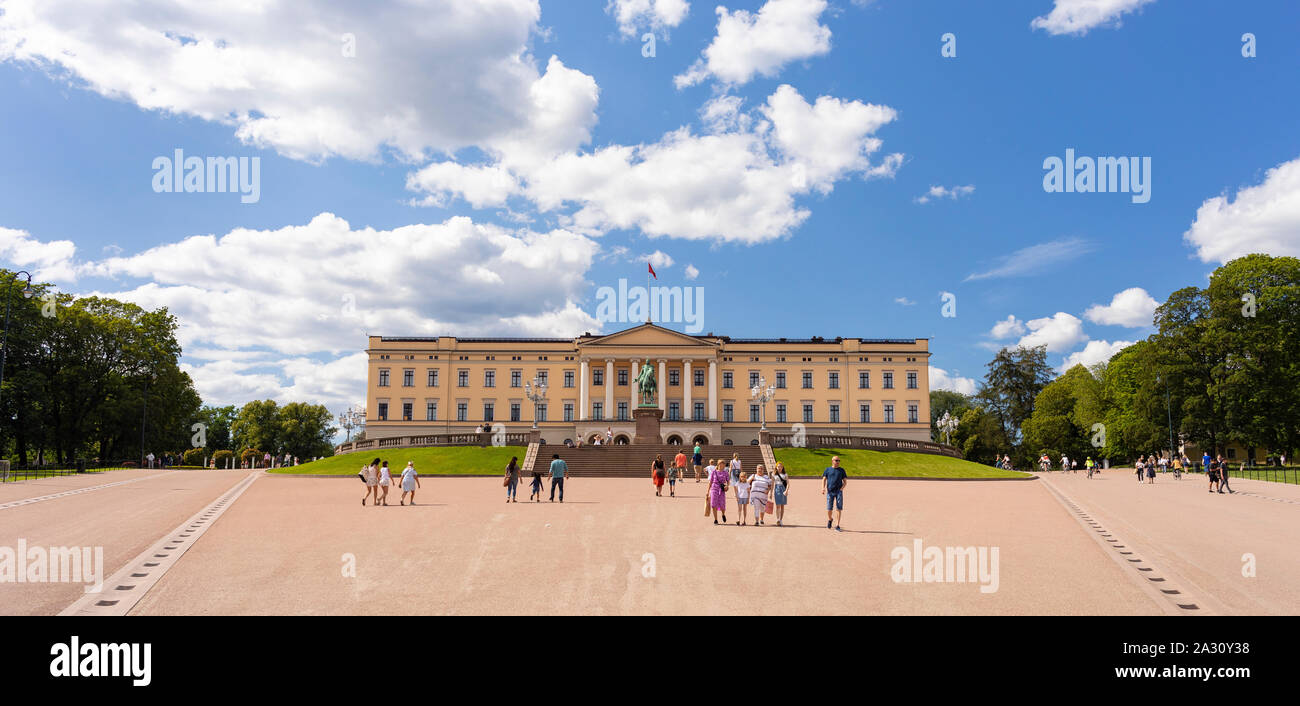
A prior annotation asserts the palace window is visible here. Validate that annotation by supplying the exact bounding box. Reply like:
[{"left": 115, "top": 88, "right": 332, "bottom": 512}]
[
  {"left": 592, "top": 403, "right": 603, "bottom": 421},
  {"left": 802, "top": 404, "right": 813, "bottom": 423},
  {"left": 426, "top": 402, "right": 437, "bottom": 421},
  {"left": 377, "top": 403, "right": 388, "bottom": 421},
  {"left": 693, "top": 402, "right": 705, "bottom": 421},
  {"left": 907, "top": 372, "right": 918, "bottom": 389},
  {"left": 908, "top": 404, "right": 919, "bottom": 424},
  {"left": 484, "top": 370, "right": 496, "bottom": 388},
  {"left": 828, "top": 372, "right": 839, "bottom": 390},
  {"left": 457, "top": 370, "right": 469, "bottom": 387},
  {"left": 776, "top": 403, "right": 787, "bottom": 423},
  {"left": 510, "top": 370, "right": 521, "bottom": 388},
  {"left": 537, "top": 371, "right": 548, "bottom": 386},
  {"left": 723, "top": 404, "right": 734, "bottom": 423},
  {"left": 402, "top": 403, "right": 412, "bottom": 421},
  {"left": 859, "top": 371, "right": 870, "bottom": 389},
  {"left": 564, "top": 371, "right": 574, "bottom": 388},
  {"left": 860, "top": 404, "right": 870, "bottom": 423},
  {"left": 593, "top": 369, "right": 604, "bottom": 386},
  {"left": 427, "top": 369, "right": 438, "bottom": 387},
  {"left": 749, "top": 405, "right": 760, "bottom": 423},
  {"left": 538, "top": 404, "right": 547, "bottom": 422},
  {"left": 403, "top": 369, "right": 414, "bottom": 387},
  {"left": 669, "top": 402, "right": 680, "bottom": 421},
  {"left": 775, "top": 372, "right": 786, "bottom": 389},
  {"left": 378, "top": 369, "right": 390, "bottom": 387},
  {"left": 802, "top": 372, "right": 813, "bottom": 389},
  {"left": 694, "top": 369, "right": 705, "bottom": 387},
  {"left": 483, "top": 403, "right": 494, "bottom": 422},
  {"left": 563, "top": 403, "right": 574, "bottom": 422},
  {"left": 749, "top": 372, "right": 759, "bottom": 388},
  {"left": 722, "top": 372, "right": 733, "bottom": 389},
  {"left": 883, "top": 372, "right": 894, "bottom": 389},
  {"left": 669, "top": 370, "right": 680, "bottom": 386},
  {"left": 618, "top": 369, "right": 628, "bottom": 386},
  {"left": 884, "top": 404, "right": 895, "bottom": 424},
  {"left": 618, "top": 402, "right": 628, "bottom": 420},
  {"left": 510, "top": 403, "right": 521, "bottom": 422},
  {"left": 457, "top": 403, "right": 467, "bottom": 422},
  {"left": 829, "top": 403, "right": 840, "bottom": 424}
]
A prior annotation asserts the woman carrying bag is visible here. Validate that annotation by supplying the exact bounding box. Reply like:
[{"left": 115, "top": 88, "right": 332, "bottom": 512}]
[
  {"left": 772, "top": 462, "right": 790, "bottom": 527},
  {"left": 504, "top": 456, "right": 520, "bottom": 503}
]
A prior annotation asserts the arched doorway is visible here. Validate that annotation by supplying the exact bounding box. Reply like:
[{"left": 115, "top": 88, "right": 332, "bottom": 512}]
[
  {"left": 615, "top": 435, "right": 630, "bottom": 445},
  {"left": 666, "top": 434, "right": 683, "bottom": 445},
  {"left": 692, "top": 435, "right": 709, "bottom": 447}
]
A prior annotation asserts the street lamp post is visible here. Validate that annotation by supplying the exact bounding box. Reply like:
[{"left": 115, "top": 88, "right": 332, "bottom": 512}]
[
  {"left": 750, "top": 376, "right": 776, "bottom": 432},
  {"left": 338, "top": 406, "right": 365, "bottom": 442},
  {"left": 937, "top": 411, "right": 959, "bottom": 446},
  {"left": 1159, "top": 373, "right": 1176, "bottom": 463},
  {"left": 0, "top": 270, "right": 35, "bottom": 409},
  {"left": 524, "top": 377, "right": 548, "bottom": 430}
]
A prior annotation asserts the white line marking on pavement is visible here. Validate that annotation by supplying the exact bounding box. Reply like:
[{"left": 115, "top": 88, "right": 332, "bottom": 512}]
[
  {"left": 58, "top": 471, "right": 260, "bottom": 617},
  {"left": 0, "top": 472, "right": 178, "bottom": 511}
]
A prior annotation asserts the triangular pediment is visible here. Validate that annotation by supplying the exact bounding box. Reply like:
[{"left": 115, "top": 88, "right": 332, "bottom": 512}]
[{"left": 581, "top": 323, "right": 714, "bottom": 348}]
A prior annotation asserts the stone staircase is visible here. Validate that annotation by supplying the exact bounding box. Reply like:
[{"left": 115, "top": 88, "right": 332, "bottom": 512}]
[{"left": 525, "top": 444, "right": 770, "bottom": 478}]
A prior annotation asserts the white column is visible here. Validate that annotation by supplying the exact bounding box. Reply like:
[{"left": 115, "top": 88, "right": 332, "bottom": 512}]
[
  {"left": 604, "top": 358, "right": 614, "bottom": 419},
  {"left": 658, "top": 358, "right": 667, "bottom": 411},
  {"left": 708, "top": 359, "right": 718, "bottom": 420},
  {"left": 683, "top": 359, "right": 693, "bottom": 421},
  {"left": 629, "top": 360, "right": 639, "bottom": 411},
  {"left": 579, "top": 358, "right": 589, "bottom": 421}
]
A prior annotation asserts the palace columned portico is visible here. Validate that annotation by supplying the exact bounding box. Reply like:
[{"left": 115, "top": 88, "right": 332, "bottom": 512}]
[{"left": 364, "top": 323, "right": 933, "bottom": 445}]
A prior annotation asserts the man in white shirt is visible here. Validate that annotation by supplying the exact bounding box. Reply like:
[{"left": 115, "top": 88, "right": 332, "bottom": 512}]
[{"left": 145, "top": 452, "right": 155, "bottom": 469}]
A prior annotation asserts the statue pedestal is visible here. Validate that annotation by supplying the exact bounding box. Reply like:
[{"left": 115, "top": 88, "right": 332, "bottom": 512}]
[{"left": 633, "top": 407, "right": 663, "bottom": 445}]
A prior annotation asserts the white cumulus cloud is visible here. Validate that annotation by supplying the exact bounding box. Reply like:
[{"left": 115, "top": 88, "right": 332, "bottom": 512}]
[
  {"left": 1016, "top": 312, "right": 1088, "bottom": 353},
  {"left": 989, "top": 315, "right": 1027, "bottom": 340},
  {"left": 1031, "top": 0, "right": 1156, "bottom": 36},
  {"left": 915, "top": 184, "right": 974, "bottom": 204},
  {"left": 607, "top": 0, "right": 690, "bottom": 37},
  {"left": 1061, "top": 340, "right": 1135, "bottom": 370},
  {"left": 1183, "top": 155, "right": 1300, "bottom": 264},
  {"left": 1084, "top": 287, "right": 1158, "bottom": 328},
  {"left": 675, "top": 0, "right": 831, "bottom": 88},
  {"left": 930, "top": 366, "right": 977, "bottom": 396}
]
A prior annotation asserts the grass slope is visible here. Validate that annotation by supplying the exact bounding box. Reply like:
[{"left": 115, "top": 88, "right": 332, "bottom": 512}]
[
  {"left": 271, "top": 446, "right": 528, "bottom": 476},
  {"left": 774, "top": 447, "right": 1030, "bottom": 478}
]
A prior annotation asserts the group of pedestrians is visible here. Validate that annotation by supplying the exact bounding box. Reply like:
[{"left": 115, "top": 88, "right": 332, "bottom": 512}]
[
  {"left": 1204, "top": 453, "right": 1234, "bottom": 494},
  {"left": 360, "top": 457, "right": 421, "bottom": 506}
]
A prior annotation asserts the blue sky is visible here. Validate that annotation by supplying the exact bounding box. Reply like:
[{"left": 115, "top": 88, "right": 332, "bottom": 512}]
[{"left": 1, "top": 0, "right": 1298, "bottom": 413}]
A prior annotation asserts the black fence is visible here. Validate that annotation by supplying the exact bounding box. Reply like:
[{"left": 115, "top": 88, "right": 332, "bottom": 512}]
[
  {"left": 0, "top": 460, "right": 136, "bottom": 483},
  {"left": 1232, "top": 467, "right": 1300, "bottom": 486}
]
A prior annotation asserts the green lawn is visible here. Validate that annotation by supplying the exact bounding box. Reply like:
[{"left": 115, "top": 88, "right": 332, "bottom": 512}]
[
  {"left": 774, "top": 447, "right": 1031, "bottom": 479},
  {"left": 271, "top": 446, "right": 528, "bottom": 476}
]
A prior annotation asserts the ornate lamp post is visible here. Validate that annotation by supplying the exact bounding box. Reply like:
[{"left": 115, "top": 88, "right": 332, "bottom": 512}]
[
  {"left": 750, "top": 375, "right": 777, "bottom": 432},
  {"left": 338, "top": 405, "right": 365, "bottom": 442},
  {"left": 937, "top": 410, "right": 959, "bottom": 446},
  {"left": 0, "top": 270, "right": 35, "bottom": 409},
  {"left": 524, "top": 377, "right": 548, "bottom": 430}
]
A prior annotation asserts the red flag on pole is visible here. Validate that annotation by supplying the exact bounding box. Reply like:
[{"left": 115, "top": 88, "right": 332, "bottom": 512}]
[{"left": 648, "top": 262, "right": 657, "bottom": 279}]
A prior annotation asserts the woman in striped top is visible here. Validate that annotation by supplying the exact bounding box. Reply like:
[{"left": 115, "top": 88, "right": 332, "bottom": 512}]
[{"left": 749, "top": 465, "right": 771, "bottom": 526}]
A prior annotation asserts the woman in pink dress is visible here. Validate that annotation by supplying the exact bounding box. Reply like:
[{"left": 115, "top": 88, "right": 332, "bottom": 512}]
[{"left": 707, "top": 459, "right": 728, "bottom": 525}]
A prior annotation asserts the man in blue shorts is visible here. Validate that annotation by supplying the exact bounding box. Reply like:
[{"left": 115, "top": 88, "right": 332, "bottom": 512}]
[{"left": 821, "top": 455, "right": 847, "bottom": 532}]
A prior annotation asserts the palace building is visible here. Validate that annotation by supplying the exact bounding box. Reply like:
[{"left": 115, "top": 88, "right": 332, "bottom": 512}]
[{"left": 364, "top": 323, "right": 932, "bottom": 446}]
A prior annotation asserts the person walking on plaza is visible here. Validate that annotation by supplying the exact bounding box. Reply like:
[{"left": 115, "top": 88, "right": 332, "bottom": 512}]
[
  {"left": 674, "top": 448, "right": 688, "bottom": 484},
  {"left": 1202, "top": 451, "right": 1212, "bottom": 475},
  {"left": 652, "top": 454, "right": 666, "bottom": 497},
  {"left": 728, "top": 453, "right": 743, "bottom": 507},
  {"left": 822, "top": 455, "right": 847, "bottom": 531},
  {"left": 1207, "top": 456, "right": 1220, "bottom": 492},
  {"left": 706, "top": 459, "right": 728, "bottom": 525},
  {"left": 549, "top": 453, "right": 568, "bottom": 502},
  {"left": 378, "top": 460, "right": 393, "bottom": 505},
  {"left": 772, "top": 461, "right": 790, "bottom": 526},
  {"left": 692, "top": 443, "right": 703, "bottom": 482},
  {"left": 1135, "top": 456, "right": 1145, "bottom": 483},
  {"left": 361, "top": 457, "right": 379, "bottom": 506},
  {"left": 399, "top": 461, "right": 420, "bottom": 505},
  {"left": 1217, "top": 454, "right": 1234, "bottom": 494},
  {"left": 1085, "top": 456, "right": 1095, "bottom": 478},
  {"left": 529, "top": 465, "right": 544, "bottom": 502},
  {"left": 734, "top": 472, "right": 751, "bottom": 526},
  {"left": 1145, "top": 458, "right": 1156, "bottom": 484},
  {"left": 504, "top": 456, "right": 520, "bottom": 503},
  {"left": 749, "top": 465, "right": 771, "bottom": 526}
]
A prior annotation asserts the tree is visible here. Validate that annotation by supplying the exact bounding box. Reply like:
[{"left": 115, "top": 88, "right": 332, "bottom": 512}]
[
  {"left": 196, "top": 405, "right": 237, "bottom": 451},
  {"left": 278, "top": 402, "right": 336, "bottom": 460},
  {"left": 232, "top": 400, "right": 281, "bottom": 454},
  {"left": 977, "top": 345, "right": 1053, "bottom": 466},
  {"left": 930, "top": 389, "right": 973, "bottom": 443}
]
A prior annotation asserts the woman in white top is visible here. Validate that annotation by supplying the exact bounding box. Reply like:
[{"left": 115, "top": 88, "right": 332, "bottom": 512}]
[
  {"left": 361, "top": 457, "right": 380, "bottom": 506},
  {"left": 400, "top": 462, "right": 420, "bottom": 505},
  {"left": 772, "top": 462, "right": 790, "bottom": 527},
  {"left": 378, "top": 461, "right": 393, "bottom": 506},
  {"left": 749, "top": 465, "right": 771, "bottom": 526},
  {"left": 729, "top": 453, "right": 743, "bottom": 509}
]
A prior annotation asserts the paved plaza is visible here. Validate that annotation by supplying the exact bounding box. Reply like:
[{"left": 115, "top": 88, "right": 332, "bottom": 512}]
[{"left": 2, "top": 468, "right": 1296, "bottom": 616}]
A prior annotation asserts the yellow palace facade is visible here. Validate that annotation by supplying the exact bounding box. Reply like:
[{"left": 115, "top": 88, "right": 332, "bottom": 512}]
[{"left": 364, "top": 323, "right": 932, "bottom": 446}]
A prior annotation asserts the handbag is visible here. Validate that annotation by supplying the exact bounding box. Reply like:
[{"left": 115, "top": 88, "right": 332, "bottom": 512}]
[
  {"left": 765, "top": 499, "right": 774, "bottom": 515},
  {"left": 503, "top": 475, "right": 510, "bottom": 487},
  {"left": 704, "top": 493, "right": 712, "bottom": 517}
]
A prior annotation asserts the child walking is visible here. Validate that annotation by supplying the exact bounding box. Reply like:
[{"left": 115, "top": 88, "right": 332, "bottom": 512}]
[
  {"left": 529, "top": 467, "right": 544, "bottom": 502},
  {"left": 735, "top": 472, "right": 751, "bottom": 526}
]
